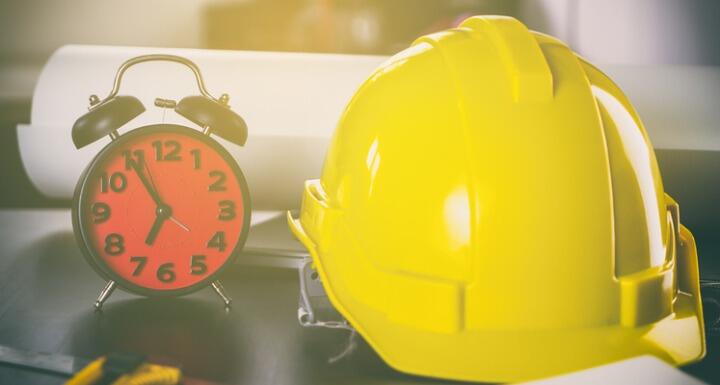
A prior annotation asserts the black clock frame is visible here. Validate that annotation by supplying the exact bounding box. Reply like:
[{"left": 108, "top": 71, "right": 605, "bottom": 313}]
[{"left": 72, "top": 123, "right": 252, "bottom": 297}]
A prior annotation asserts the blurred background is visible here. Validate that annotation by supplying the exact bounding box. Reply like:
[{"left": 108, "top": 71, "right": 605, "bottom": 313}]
[{"left": 2, "top": 0, "right": 719, "bottom": 102}]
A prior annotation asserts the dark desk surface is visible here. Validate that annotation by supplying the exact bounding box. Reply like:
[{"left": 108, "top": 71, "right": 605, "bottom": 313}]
[
  {"left": 0, "top": 209, "right": 441, "bottom": 385},
  {"left": 0, "top": 209, "right": 718, "bottom": 384}
]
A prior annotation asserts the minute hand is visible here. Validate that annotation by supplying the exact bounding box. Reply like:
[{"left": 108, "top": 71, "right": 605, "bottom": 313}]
[{"left": 130, "top": 162, "right": 163, "bottom": 205}]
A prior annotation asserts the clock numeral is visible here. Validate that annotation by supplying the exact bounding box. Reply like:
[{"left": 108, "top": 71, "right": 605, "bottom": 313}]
[
  {"left": 122, "top": 149, "right": 145, "bottom": 170},
  {"left": 152, "top": 140, "right": 182, "bottom": 161},
  {"left": 191, "top": 255, "right": 208, "bottom": 275},
  {"left": 156, "top": 263, "right": 176, "bottom": 283},
  {"left": 100, "top": 172, "right": 127, "bottom": 193},
  {"left": 209, "top": 171, "right": 226, "bottom": 191},
  {"left": 190, "top": 149, "right": 201, "bottom": 170},
  {"left": 91, "top": 202, "right": 111, "bottom": 223},
  {"left": 218, "top": 200, "right": 236, "bottom": 221},
  {"left": 130, "top": 256, "right": 147, "bottom": 276},
  {"left": 104, "top": 233, "right": 125, "bottom": 256},
  {"left": 207, "top": 231, "right": 227, "bottom": 252}
]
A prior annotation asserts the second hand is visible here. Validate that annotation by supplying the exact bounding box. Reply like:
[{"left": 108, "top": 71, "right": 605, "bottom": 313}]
[{"left": 169, "top": 216, "right": 190, "bottom": 232}]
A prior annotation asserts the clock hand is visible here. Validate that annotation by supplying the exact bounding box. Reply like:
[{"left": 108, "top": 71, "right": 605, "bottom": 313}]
[
  {"left": 143, "top": 161, "right": 160, "bottom": 196},
  {"left": 145, "top": 215, "right": 165, "bottom": 245},
  {"left": 145, "top": 204, "right": 171, "bottom": 245},
  {"left": 168, "top": 215, "right": 190, "bottom": 232},
  {"left": 134, "top": 162, "right": 191, "bottom": 233},
  {"left": 130, "top": 161, "right": 163, "bottom": 206}
]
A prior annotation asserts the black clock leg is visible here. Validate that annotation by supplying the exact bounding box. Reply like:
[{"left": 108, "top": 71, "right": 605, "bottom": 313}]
[
  {"left": 94, "top": 280, "right": 117, "bottom": 310},
  {"left": 211, "top": 280, "right": 232, "bottom": 308}
]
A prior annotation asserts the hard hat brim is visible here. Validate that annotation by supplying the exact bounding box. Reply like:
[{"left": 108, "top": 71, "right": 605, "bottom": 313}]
[{"left": 288, "top": 209, "right": 706, "bottom": 383}]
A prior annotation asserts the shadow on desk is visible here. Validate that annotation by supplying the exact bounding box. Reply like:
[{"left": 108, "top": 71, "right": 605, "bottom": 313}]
[{"left": 69, "top": 299, "right": 245, "bottom": 381}]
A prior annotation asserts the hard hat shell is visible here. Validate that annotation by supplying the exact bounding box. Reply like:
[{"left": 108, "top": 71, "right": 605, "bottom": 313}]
[{"left": 288, "top": 15, "right": 705, "bottom": 382}]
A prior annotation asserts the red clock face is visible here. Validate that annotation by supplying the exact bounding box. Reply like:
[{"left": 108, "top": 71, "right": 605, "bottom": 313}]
[{"left": 74, "top": 124, "right": 250, "bottom": 295}]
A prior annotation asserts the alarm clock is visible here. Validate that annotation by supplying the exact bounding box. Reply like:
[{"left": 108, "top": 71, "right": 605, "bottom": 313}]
[{"left": 71, "top": 54, "right": 251, "bottom": 309}]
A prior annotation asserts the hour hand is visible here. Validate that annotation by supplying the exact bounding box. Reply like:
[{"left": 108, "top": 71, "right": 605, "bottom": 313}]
[
  {"left": 145, "top": 214, "right": 165, "bottom": 245},
  {"left": 145, "top": 205, "right": 171, "bottom": 245}
]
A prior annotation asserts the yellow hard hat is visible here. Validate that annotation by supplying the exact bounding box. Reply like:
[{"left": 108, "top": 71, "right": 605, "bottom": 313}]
[{"left": 288, "top": 15, "right": 705, "bottom": 382}]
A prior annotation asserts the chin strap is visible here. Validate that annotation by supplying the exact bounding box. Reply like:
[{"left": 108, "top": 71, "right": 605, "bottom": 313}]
[{"left": 297, "top": 259, "right": 358, "bottom": 362}]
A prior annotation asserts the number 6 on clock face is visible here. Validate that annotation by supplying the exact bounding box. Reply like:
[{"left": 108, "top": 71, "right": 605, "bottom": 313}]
[{"left": 72, "top": 124, "right": 251, "bottom": 296}]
